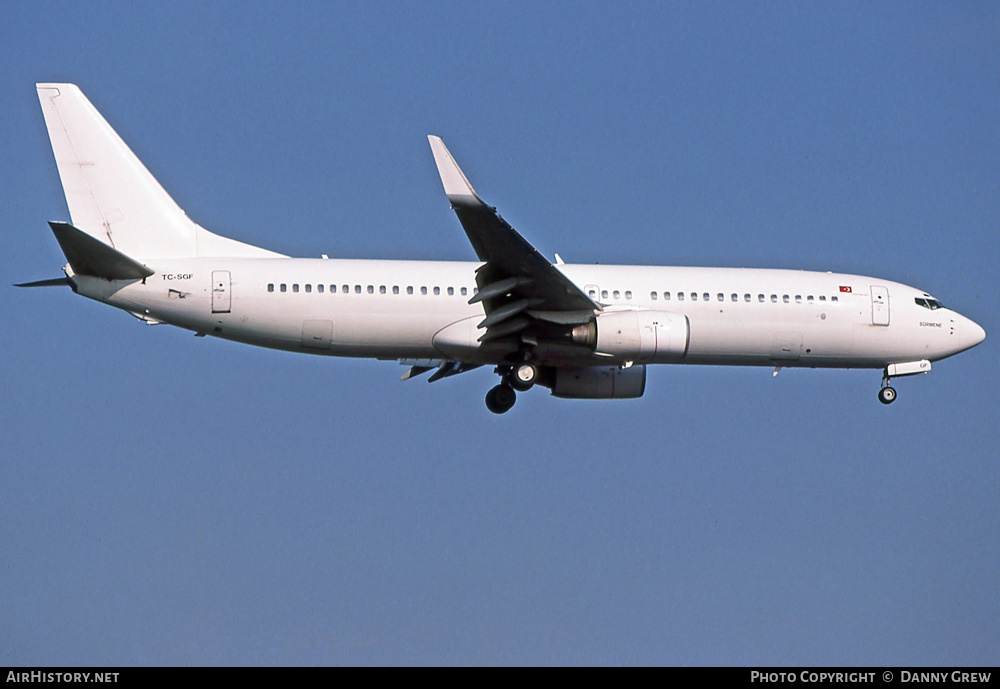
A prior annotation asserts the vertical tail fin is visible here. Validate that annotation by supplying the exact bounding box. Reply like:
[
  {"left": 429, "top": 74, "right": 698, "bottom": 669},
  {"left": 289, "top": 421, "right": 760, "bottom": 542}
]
[{"left": 36, "top": 84, "right": 282, "bottom": 260}]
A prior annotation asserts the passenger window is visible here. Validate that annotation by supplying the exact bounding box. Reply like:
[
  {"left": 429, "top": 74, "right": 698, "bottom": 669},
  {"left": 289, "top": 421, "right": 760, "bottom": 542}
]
[
  {"left": 758, "top": 294, "right": 765, "bottom": 302},
  {"left": 770, "top": 294, "right": 777, "bottom": 303},
  {"left": 421, "top": 286, "right": 428, "bottom": 295},
  {"left": 794, "top": 295, "right": 801, "bottom": 303},
  {"left": 819, "top": 296, "right": 826, "bottom": 302},
  {"left": 782, "top": 295, "right": 789, "bottom": 303},
  {"left": 589, "top": 289, "right": 597, "bottom": 298},
  {"left": 293, "top": 284, "right": 300, "bottom": 293},
  {"left": 690, "top": 292, "right": 697, "bottom": 301},
  {"left": 651, "top": 291, "right": 658, "bottom": 300},
  {"left": 744, "top": 294, "right": 751, "bottom": 302},
  {"left": 625, "top": 290, "right": 632, "bottom": 300},
  {"left": 280, "top": 284, "right": 287, "bottom": 292},
  {"left": 318, "top": 284, "right": 324, "bottom": 293},
  {"left": 393, "top": 286, "right": 399, "bottom": 295},
  {"left": 807, "top": 295, "right": 814, "bottom": 302},
  {"left": 718, "top": 293, "right": 725, "bottom": 302},
  {"left": 342, "top": 285, "right": 349, "bottom": 294},
  {"left": 305, "top": 284, "right": 312, "bottom": 293},
  {"left": 366, "top": 285, "right": 373, "bottom": 294},
  {"left": 613, "top": 290, "right": 620, "bottom": 299},
  {"left": 678, "top": 292, "right": 685, "bottom": 301},
  {"left": 460, "top": 287, "right": 467, "bottom": 296},
  {"left": 703, "top": 292, "right": 710, "bottom": 302},
  {"left": 601, "top": 290, "right": 609, "bottom": 299},
  {"left": 831, "top": 296, "right": 838, "bottom": 302},
  {"left": 407, "top": 286, "right": 414, "bottom": 295},
  {"left": 379, "top": 286, "right": 386, "bottom": 294},
  {"left": 433, "top": 286, "right": 440, "bottom": 295},
  {"left": 267, "top": 283, "right": 274, "bottom": 293},
  {"left": 448, "top": 287, "right": 454, "bottom": 296},
  {"left": 664, "top": 292, "right": 671, "bottom": 301},
  {"left": 731, "top": 293, "right": 738, "bottom": 302}
]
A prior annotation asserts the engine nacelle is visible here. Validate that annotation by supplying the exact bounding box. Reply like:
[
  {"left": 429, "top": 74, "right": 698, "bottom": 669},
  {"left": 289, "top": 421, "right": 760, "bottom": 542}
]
[
  {"left": 572, "top": 310, "right": 689, "bottom": 362},
  {"left": 550, "top": 365, "right": 646, "bottom": 399}
]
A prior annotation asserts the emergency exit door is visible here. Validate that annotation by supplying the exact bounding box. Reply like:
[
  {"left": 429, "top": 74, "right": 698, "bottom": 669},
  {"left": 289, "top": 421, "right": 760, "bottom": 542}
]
[{"left": 212, "top": 271, "right": 231, "bottom": 313}]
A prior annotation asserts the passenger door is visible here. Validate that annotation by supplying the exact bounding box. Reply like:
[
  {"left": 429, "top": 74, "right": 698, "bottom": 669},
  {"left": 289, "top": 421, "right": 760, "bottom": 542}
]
[{"left": 871, "top": 285, "right": 889, "bottom": 326}]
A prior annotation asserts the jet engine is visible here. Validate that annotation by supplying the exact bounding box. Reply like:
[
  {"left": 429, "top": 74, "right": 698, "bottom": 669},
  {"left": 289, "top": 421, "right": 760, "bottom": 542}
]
[
  {"left": 571, "top": 310, "right": 689, "bottom": 361},
  {"left": 550, "top": 365, "right": 646, "bottom": 399}
]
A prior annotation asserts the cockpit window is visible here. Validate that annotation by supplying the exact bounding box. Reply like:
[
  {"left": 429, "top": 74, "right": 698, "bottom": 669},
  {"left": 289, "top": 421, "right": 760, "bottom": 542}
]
[{"left": 915, "top": 297, "right": 945, "bottom": 310}]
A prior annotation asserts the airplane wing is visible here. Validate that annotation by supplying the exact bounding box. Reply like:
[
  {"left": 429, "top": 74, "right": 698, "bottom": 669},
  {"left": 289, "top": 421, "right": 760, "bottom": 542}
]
[{"left": 428, "top": 136, "right": 599, "bottom": 346}]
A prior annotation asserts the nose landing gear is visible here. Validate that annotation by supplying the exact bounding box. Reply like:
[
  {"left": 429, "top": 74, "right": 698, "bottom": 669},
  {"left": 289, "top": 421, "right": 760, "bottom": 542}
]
[
  {"left": 878, "top": 373, "right": 897, "bottom": 405},
  {"left": 877, "top": 360, "right": 932, "bottom": 404}
]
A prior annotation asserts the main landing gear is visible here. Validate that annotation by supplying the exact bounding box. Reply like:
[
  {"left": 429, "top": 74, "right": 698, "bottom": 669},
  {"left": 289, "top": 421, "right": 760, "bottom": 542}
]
[
  {"left": 878, "top": 373, "right": 897, "bottom": 405},
  {"left": 485, "top": 383, "right": 516, "bottom": 414},
  {"left": 484, "top": 363, "right": 539, "bottom": 414}
]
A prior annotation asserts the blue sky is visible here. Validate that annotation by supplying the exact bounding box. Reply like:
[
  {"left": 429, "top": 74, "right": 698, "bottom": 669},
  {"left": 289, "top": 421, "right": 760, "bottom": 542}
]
[{"left": 2, "top": 1, "right": 998, "bottom": 665}]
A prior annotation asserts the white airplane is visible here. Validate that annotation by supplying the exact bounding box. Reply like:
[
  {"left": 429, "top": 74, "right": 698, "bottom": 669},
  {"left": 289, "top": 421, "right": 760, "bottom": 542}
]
[{"left": 21, "top": 83, "right": 985, "bottom": 414}]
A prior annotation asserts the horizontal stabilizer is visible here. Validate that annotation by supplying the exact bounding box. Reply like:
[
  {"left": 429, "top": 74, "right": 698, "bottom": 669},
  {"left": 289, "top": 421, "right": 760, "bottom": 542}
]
[
  {"left": 14, "top": 277, "right": 72, "bottom": 288},
  {"left": 49, "top": 221, "right": 154, "bottom": 280}
]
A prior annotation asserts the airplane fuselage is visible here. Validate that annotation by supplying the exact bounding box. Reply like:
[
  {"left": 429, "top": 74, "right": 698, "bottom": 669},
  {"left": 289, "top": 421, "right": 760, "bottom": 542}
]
[{"left": 76, "top": 258, "right": 982, "bottom": 369}]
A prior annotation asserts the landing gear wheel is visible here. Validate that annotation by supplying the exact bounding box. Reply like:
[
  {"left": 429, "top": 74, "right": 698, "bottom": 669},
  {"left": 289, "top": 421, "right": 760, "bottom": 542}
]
[
  {"left": 485, "top": 384, "right": 517, "bottom": 414},
  {"left": 878, "top": 386, "right": 897, "bottom": 405},
  {"left": 510, "top": 363, "right": 538, "bottom": 392}
]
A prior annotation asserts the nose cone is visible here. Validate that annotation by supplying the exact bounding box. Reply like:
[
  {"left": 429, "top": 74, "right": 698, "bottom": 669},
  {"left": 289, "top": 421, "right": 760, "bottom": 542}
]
[
  {"left": 968, "top": 318, "right": 986, "bottom": 348},
  {"left": 958, "top": 315, "right": 986, "bottom": 354}
]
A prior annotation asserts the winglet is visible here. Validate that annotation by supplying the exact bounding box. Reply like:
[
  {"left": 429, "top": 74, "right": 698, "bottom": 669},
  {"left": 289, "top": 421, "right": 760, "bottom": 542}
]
[{"left": 427, "top": 136, "right": 483, "bottom": 207}]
